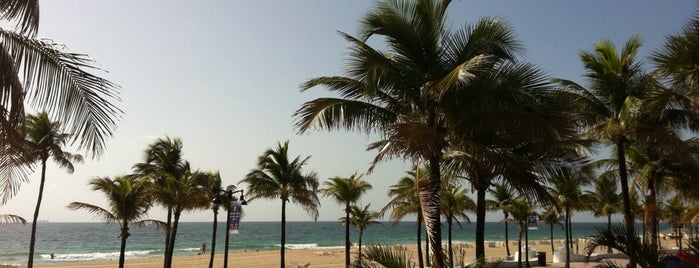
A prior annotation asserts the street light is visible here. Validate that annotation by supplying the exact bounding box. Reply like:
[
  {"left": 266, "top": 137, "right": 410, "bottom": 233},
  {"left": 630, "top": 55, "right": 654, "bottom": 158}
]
[{"left": 212, "top": 189, "right": 247, "bottom": 268}]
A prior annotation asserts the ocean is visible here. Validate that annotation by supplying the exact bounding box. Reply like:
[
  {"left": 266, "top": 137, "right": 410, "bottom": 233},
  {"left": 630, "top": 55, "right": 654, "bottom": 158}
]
[{"left": 0, "top": 221, "right": 666, "bottom": 265}]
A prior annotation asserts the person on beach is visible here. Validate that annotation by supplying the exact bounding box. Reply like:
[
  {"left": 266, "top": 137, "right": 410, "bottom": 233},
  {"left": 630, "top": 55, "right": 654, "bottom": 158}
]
[{"left": 200, "top": 243, "right": 207, "bottom": 255}]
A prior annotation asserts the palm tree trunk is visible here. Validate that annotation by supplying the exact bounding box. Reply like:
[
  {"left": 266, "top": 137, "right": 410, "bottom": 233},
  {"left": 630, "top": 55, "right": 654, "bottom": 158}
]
[
  {"left": 209, "top": 208, "right": 218, "bottom": 268},
  {"left": 448, "top": 217, "right": 453, "bottom": 267},
  {"left": 475, "top": 185, "right": 487, "bottom": 261},
  {"left": 164, "top": 207, "right": 173, "bottom": 268},
  {"left": 564, "top": 208, "right": 570, "bottom": 268},
  {"left": 345, "top": 205, "right": 350, "bottom": 268},
  {"left": 28, "top": 159, "right": 48, "bottom": 268},
  {"left": 425, "top": 226, "right": 430, "bottom": 267},
  {"left": 358, "top": 229, "right": 364, "bottom": 265},
  {"left": 167, "top": 211, "right": 181, "bottom": 268},
  {"left": 417, "top": 214, "right": 424, "bottom": 268},
  {"left": 119, "top": 220, "right": 129, "bottom": 268},
  {"left": 280, "top": 200, "right": 287, "bottom": 268},
  {"left": 617, "top": 140, "right": 637, "bottom": 268},
  {"left": 549, "top": 224, "right": 554, "bottom": 256},
  {"left": 517, "top": 225, "right": 523, "bottom": 268},
  {"left": 647, "top": 177, "right": 659, "bottom": 250},
  {"left": 504, "top": 212, "right": 511, "bottom": 257},
  {"left": 607, "top": 213, "right": 612, "bottom": 253},
  {"left": 422, "top": 157, "right": 443, "bottom": 267}
]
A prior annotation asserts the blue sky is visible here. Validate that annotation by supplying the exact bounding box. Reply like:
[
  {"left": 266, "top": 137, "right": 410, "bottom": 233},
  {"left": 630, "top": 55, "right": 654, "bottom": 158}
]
[{"left": 2, "top": 0, "right": 696, "bottom": 223}]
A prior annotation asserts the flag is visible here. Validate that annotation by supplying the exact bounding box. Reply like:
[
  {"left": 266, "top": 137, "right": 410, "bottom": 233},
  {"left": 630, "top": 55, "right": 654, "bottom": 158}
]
[{"left": 228, "top": 201, "right": 242, "bottom": 234}]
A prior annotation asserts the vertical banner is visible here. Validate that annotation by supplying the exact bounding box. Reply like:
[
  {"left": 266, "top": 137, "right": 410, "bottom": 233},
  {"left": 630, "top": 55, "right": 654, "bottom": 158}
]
[
  {"left": 527, "top": 213, "right": 538, "bottom": 230},
  {"left": 228, "top": 201, "right": 242, "bottom": 234}
]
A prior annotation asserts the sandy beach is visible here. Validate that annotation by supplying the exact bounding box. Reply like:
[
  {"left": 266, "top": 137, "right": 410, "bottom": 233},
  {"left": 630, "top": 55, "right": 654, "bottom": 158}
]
[{"left": 22, "top": 238, "right": 681, "bottom": 268}]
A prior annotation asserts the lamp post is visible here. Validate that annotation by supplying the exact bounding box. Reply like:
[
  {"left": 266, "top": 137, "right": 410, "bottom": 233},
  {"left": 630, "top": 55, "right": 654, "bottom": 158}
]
[{"left": 213, "top": 189, "right": 246, "bottom": 268}]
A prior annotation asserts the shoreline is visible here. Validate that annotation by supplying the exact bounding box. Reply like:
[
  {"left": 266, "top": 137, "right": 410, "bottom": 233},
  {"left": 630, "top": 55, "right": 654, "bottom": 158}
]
[{"left": 11, "top": 238, "right": 679, "bottom": 268}]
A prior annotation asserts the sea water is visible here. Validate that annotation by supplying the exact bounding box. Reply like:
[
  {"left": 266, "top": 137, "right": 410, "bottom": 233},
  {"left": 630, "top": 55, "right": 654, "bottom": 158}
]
[{"left": 0, "top": 221, "right": 663, "bottom": 265}]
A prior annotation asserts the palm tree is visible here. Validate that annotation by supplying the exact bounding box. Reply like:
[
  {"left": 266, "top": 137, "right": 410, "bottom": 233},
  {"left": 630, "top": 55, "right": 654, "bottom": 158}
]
[
  {"left": 161, "top": 168, "right": 210, "bottom": 265},
  {"left": 381, "top": 168, "right": 426, "bottom": 268},
  {"left": 342, "top": 204, "right": 381, "bottom": 266},
  {"left": 241, "top": 141, "right": 320, "bottom": 268},
  {"left": 445, "top": 58, "right": 579, "bottom": 260},
  {"left": 652, "top": 11, "right": 699, "bottom": 93},
  {"left": 540, "top": 206, "right": 564, "bottom": 256},
  {"left": 194, "top": 170, "right": 229, "bottom": 268},
  {"left": 320, "top": 172, "right": 372, "bottom": 268},
  {"left": 555, "top": 37, "right": 656, "bottom": 268},
  {"left": 486, "top": 182, "right": 519, "bottom": 257},
  {"left": 133, "top": 136, "right": 189, "bottom": 268},
  {"left": 663, "top": 195, "right": 689, "bottom": 250},
  {"left": 585, "top": 172, "right": 621, "bottom": 253},
  {"left": 440, "top": 183, "right": 474, "bottom": 266},
  {"left": 23, "top": 112, "right": 83, "bottom": 268},
  {"left": 548, "top": 169, "right": 591, "bottom": 268},
  {"left": 67, "top": 175, "right": 163, "bottom": 268},
  {"left": 0, "top": 1, "right": 121, "bottom": 204},
  {"left": 506, "top": 198, "right": 533, "bottom": 268},
  {"left": 294, "top": 1, "right": 524, "bottom": 265}
]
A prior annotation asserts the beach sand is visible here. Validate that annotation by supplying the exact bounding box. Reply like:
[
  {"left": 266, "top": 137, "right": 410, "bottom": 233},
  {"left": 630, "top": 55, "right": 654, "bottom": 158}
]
[{"left": 26, "top": 239, "right": 679, "bottom": 268}]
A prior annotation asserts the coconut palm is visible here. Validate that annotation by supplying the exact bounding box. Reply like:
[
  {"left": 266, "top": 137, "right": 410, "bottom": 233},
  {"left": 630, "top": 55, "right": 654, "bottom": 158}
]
[
  {"left": 547, "top": 169, "right": 591, "bottom": 268},
  {"left": 540, "top": 206, "right": 564, "bottom": 256},
  {"left": 320, "top": 172, "right": 372, "bottom": 268},
  {"left": 160, "top": 168, "right": 210, "bottom": 265},
  {"left": 0, "top": 0, "right": 121, "bottom": 204},
  {"left": 342, "top": 204, "right": 381, "bottom": 266},
  {"left": 652, "top": 11, "right": 699, "bottom": 92},
  {"left": 194, "top": 171, "right": 230, "bottom": 268},
  {"left": 23, "top": 112, "right": 83, "bottom": 268},
  {"left": 663, "top": 195, "right": 689, "bottom": 250},
  {"left": 67, "top": 175, "right": 163, "bottom": 268},
  {"left": 445, "top": 59, "right": 580, "bottom": 260},
  {"left": 294, "top": 1, "right": 524, "bottom": 264},
  {"left": 241, "top": 141, "right": 320, "bottom": 268},
  {"left": 132, "top": 136, "right": 189, "bottom": 268},
  {"left": 585, "top": 172, "right": 621, "bottom": 253},
  {"left": 440, "top": 183, "right": 474, "bottom": 266},
  {"left": 381, "top": 168, "right": 426, "bottom": 268},
  {"left": 555, "top": 37, "right": 657, "bottom": 268},
  {"left": 486, "top": 182, "right": 519, "bottom": 257},
  {"left": 506, "top": 198, "right": 533, "bottom": 268}
]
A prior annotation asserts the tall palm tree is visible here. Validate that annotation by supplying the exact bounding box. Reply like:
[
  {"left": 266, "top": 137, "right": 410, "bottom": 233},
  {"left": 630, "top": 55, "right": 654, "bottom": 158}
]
[
  {"left": 161, "top": 168, "right": 210, "bottom": 265},
  {"left": 585, "top": 172, "right": 621, "bottom": 253},
  {"left": 196, "top": 171, "right": 232, "bottom": 268},
  {"left": 663, "top": 195, "right": 689, "bottom": 250},
  {"left": 341, "top": 204, "right": 381, "bottom": 266},
  {"left": 440, "top": 183, "right": 474, "bottom": 266},
  {"left": 241, "top": 141, "right": 320, "bottom": 268},
  {"left": 23, "top": 112, "right": 83, "bottom": 268},
  {"left": 67, "top": 176, "right": 163, "bottom": 268},
  {"left": 381, "top": 168, "right": 426, "bottom": 268},
  {"left": 486, "top": 182, "right": 519, "bottom": 257},
  {"left": 445, "top": 59, "right": 579, "bottom": 260},
  {"left": 133, "top": 136, "right": 189, "bottom": 268},
  {"left": 294, "top": 1, "right": 524, "bottom": 265},
  {"left": 506, "top": 198, "right": 533, "bottom": 268},
  {"left": 547, "top": 169, "right": 591, "bottom": 268},
  {"left": 320, "top": 172, "right": 372, "bottom": 268},
  {"left": 555, "top": 37, "right": 656, "bottom": 268},
  {"left": 0, "top": 1, "right": 121, "bottom": 204},
  {"left": 540, "top": 206, "right": 564, "bottom": 256}
]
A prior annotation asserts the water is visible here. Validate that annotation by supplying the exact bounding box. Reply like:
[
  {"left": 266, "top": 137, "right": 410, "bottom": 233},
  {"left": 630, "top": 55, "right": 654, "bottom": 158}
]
[{"left": 0, "top": 221, "right": 663, "bottom": 265}]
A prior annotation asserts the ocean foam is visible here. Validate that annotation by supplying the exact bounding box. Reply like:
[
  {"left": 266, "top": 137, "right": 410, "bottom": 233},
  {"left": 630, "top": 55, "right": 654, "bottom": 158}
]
[{"left": 41, "top": 250, "right": 152, "bottom": 262}]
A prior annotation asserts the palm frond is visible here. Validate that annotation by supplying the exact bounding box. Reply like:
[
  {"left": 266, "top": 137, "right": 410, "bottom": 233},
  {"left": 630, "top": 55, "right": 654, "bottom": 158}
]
[
  {"left": 0, "top": 0, "right": 39, "bottom": 36},
  {"left": 67, "top": 202, "right": 117, "bottom": 223},
  {"left": 0, "top": 28, "right": 122, "bottom": 157},
  {"left": 0, "top": 213, "right": 26, "bottom": 225}
]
